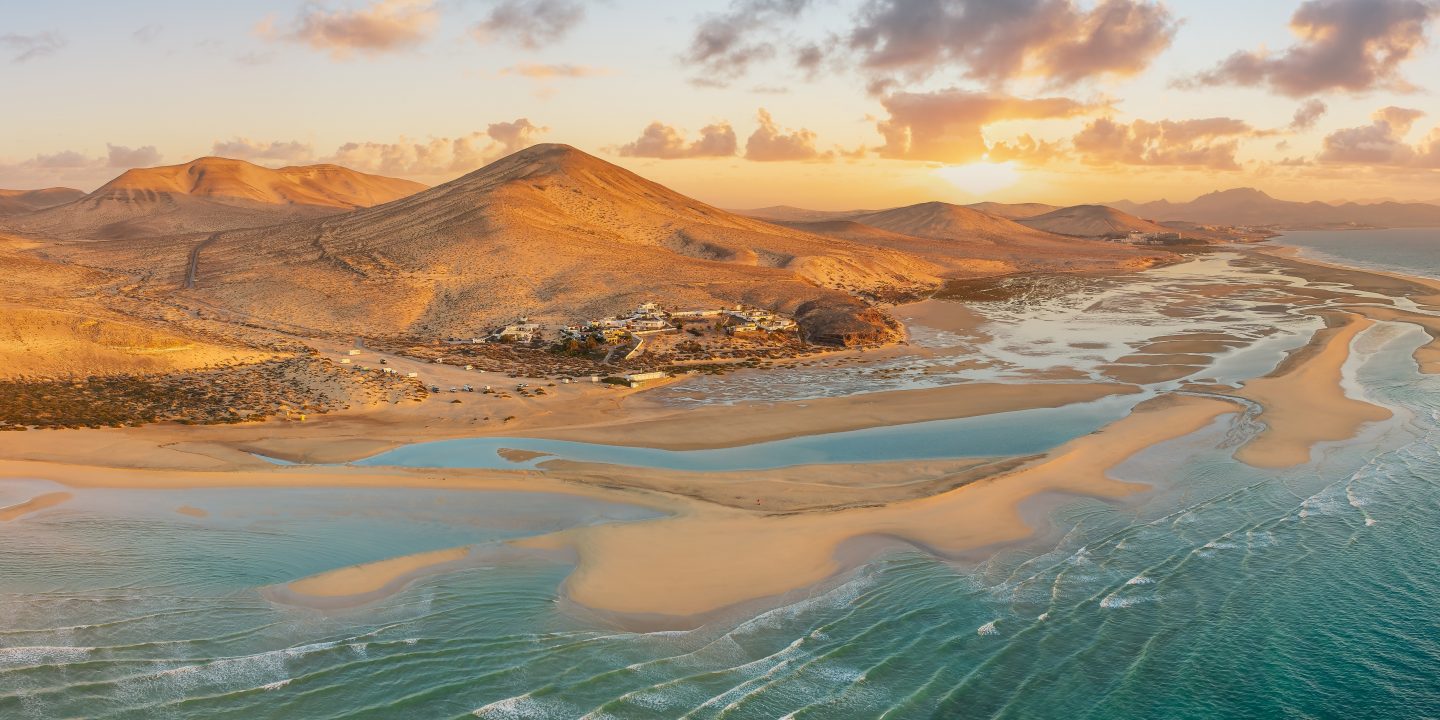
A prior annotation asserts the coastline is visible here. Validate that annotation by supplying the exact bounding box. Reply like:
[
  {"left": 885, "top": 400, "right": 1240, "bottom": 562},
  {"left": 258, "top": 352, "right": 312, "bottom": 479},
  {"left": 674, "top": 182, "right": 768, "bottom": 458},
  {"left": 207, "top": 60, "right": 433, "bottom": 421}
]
[{"left": 2, "top": 243, "right": 1436, "bottom": 626}]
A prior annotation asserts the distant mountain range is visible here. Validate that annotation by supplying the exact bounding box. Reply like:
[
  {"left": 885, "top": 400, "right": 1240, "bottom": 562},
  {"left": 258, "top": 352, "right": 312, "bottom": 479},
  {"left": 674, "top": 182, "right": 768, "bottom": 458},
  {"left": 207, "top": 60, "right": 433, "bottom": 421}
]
[
  {"left": 25, "top": 145, "right": 1171, "bottom": 344},
  {"left": 0, "top": 187, "right": 84, "bottom": 216},
  {"left": 1, "top": 157, "right": 426, "bottom": 240},
  {"left": 1109, "top": 188, "right": 1440, "bottom": 229}
]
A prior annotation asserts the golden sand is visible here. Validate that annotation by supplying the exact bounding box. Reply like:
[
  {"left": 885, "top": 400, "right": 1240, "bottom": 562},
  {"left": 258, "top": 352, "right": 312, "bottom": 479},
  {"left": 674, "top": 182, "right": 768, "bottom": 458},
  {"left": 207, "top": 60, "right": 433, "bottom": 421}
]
[
  {"left": 286, "top": 546, "right": 473, "bottom": 598},
  {"left": 1235, "top": 313, "right": 1393, "bottom": 468}
]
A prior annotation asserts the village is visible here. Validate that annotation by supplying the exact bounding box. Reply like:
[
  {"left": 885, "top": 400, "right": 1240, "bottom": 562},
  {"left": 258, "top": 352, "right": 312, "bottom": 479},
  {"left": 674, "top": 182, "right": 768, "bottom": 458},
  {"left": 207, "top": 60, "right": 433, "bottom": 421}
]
[{"left": 345, "top": 300, "right": 819, "bottom": 396}]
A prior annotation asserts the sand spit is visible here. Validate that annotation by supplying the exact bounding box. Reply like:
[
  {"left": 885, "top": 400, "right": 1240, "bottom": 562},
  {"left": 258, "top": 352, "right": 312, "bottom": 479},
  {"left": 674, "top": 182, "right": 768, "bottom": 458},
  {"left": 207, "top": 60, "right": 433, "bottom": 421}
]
[
  {"left": 1234, "top": 313, "right": 1393, "bottom": 468},
  {"left": 0, "top": 491, "right": 72, "bottom": 521},
  {"left": 279, "top": 546, "right": 473, "bottom": 601},
  {"left": 517, "top": 394, "right": 1240, "bottom": 623}
]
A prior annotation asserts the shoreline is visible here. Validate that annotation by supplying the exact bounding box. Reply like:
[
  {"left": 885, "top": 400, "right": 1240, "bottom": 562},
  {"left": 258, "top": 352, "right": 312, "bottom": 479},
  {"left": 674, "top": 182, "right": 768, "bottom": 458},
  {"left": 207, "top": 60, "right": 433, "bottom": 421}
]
[{"left": 4, "top": 243, "right": 1437, "bottom": 626}]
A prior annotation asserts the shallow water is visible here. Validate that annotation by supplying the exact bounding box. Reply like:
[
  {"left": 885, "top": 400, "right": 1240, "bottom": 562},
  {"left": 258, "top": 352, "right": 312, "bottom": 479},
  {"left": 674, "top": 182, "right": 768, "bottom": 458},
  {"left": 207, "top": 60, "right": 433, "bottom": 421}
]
[
  {"left": 5, "top": 248, "right": 1440, "bottom": 718},
  {"left": 356, "top": 393, "right": 1141, "bottom": 471}
]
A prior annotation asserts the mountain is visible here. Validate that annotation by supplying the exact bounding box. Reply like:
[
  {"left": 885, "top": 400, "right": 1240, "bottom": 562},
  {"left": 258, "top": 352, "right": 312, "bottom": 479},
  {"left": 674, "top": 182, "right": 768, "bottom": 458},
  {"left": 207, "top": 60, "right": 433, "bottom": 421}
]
[
  {"left": 1110, "top": 188, "right": 1440, "bottom": 228},
  {"left": 3, "top": 157, "right": 426, "bottom": 240},
  {"left": 963, "top": 202, "right": 1061, "bottom": 220},
  {"left": 735, "top": 205, "right": 877, "bottom": 222},
  {"left": 781, "top": 201, "right": 1168, "bottom": 275},
  {"left": 90, "top": 144, "right": 941, "bottom": 341},
  {"left": 0, "top": 187, "right": 85, "bottom": 215},
  {"left": 1017, "top": 204, "right": 1173, "bottom": 238}
]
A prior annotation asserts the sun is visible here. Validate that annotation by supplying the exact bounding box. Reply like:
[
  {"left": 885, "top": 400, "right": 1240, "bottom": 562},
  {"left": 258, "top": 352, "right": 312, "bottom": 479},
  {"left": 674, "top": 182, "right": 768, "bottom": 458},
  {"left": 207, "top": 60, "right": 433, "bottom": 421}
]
[{"left": 933, "top": 161, "right": 1021, "bottom": 196}]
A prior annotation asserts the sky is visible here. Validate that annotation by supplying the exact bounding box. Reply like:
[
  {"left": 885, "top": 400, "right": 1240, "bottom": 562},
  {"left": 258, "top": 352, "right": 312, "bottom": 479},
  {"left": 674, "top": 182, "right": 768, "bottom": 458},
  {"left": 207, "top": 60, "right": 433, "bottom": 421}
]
[{"left": 2, "top": 0, "right": 1439, "bottom": 209}]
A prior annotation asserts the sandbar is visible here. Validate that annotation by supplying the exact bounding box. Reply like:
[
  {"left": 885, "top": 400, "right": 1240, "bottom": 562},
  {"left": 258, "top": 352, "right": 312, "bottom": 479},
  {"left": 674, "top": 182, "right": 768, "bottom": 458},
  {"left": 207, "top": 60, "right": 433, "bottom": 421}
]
[
  {"left": 1235, "top": 313, "right": 1392, "bottom": 468},
  {"left": 0, "top": 491, "right": 72, "bottom": 521},
  {"left": 518, "top": 394, "right": 1240, "bottom": 623}
]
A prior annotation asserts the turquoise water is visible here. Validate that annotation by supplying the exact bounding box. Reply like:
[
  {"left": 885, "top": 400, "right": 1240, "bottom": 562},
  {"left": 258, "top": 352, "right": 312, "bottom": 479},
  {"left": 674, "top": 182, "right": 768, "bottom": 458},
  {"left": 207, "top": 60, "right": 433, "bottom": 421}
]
[
  {"left": 1277, "top": 227, "right": 1440, "bottom": 280},
  {"left": 2, "top": 322, "right": 1437, "bottom": 718},
  {"left": 355, "top": 394, "right": 1140, "bottom": 471}
]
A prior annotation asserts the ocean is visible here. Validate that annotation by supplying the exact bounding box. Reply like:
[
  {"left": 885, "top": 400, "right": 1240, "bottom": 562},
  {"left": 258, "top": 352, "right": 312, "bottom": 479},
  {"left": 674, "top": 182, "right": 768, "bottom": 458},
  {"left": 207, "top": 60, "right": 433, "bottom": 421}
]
[{"left": 3, "top": 236, "right": 1440, "bottom": 719}]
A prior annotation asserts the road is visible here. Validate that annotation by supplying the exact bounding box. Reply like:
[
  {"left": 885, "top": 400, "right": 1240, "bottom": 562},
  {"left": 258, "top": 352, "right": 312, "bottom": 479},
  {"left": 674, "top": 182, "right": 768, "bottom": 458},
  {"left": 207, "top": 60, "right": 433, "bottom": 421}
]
[{"left": 184, "top": 232, "right": 221, "bottom": 289}]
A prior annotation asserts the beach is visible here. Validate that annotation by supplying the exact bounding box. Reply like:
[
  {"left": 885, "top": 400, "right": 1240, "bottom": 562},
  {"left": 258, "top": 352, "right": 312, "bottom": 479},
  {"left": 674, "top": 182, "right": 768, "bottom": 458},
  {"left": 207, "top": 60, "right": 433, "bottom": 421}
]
[{"left": 1, "top": 245, "right": 1434, "bottom": 627}]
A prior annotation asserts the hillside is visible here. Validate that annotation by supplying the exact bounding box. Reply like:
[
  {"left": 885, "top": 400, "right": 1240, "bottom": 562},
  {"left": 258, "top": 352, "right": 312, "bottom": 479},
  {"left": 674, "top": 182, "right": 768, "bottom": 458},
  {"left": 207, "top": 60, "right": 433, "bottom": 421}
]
[
  {"left": 3, "top": 157, "right": 426, "bottom": 240},
  {"left": 1111, "top": 188, "right": 1440, "bottom": 228},
  {"left": 1017, "top": 204, "right": 1173, "bottom": 237},
  {"left": 0, "top": 187, "right": 84, "bottom": 215},
  {"left": 964, "top": 202, "right": 1061, "bottom": 220},
  {"left": 101, "top": 144, "right": 942, "bottom": 342},
  {"left": 734, "top": 205, "right": 876, "bottom": 222},
  {"left": 782, "top": 202, "right": 1169, "bottom": 275}
]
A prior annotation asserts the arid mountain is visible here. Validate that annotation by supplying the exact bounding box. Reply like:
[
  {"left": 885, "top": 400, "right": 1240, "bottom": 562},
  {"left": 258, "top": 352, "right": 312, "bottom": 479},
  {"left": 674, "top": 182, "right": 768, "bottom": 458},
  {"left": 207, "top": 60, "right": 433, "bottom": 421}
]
[
  {"left": 734, "top": 205, "right": 876, "bottom": 222},
  {"left": 0, "top": 187, "right": 85, "bottom": 216},
  {"left": 1017, "top": 204, "right": 1173, "bottom": 237},
  {"left": 3, "top": 157, "right": 426, "bottom": 240},
  {"left": 782, "top": 202, "right": 1169, "bottom": 276},
  {"left": 93, "top": 144, "right": 940, "bottom": 340},
  {"left": 1110, "top": 188, "right": 1440, "bottom": 229},
  {"left": 964, "top": 202, "right": 1062, "bottom": 220}
]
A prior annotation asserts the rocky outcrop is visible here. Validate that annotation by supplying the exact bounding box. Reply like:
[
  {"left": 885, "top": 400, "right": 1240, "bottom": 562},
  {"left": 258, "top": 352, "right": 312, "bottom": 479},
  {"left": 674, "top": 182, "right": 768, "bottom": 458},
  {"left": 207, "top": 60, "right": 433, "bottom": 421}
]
[{"left": 795, "top": 298, "right": 903, "bottom": 347}]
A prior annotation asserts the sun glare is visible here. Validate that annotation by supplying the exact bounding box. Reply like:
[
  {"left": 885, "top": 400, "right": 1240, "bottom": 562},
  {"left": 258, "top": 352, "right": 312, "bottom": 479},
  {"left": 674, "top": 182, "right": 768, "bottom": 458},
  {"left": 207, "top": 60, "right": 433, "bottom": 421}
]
[{"left": 933, "top": 161, "right": 1021, "bottom": 196}]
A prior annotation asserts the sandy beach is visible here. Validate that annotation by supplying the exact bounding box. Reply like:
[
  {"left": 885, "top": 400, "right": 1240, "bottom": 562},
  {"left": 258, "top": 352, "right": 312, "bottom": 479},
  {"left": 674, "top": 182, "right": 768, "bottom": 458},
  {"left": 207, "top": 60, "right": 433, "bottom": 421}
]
[
  {"left": 1234, "top": 312, "right": 1393, "bottom": 468},
  {"left": 3, "top": 245, "right": 1435, "bottom": 627}
]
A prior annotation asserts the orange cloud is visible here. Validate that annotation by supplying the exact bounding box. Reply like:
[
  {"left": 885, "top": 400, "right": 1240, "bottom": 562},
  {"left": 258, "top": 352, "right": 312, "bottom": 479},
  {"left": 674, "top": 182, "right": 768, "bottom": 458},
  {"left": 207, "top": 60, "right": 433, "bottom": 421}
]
[
  {"left": 875, "top": 89, "right": 1093, "bottom": 163},
  {"left": 1184, "top": 0, "right": 1438, "bottom": 97},
  {"left": 211, "top": 138, "right": 315, "bottom": 165},
  {"left": 325, "top": 119, "right": 547, "bottom": 178},
  {"left": 745, "top": 109, "right": 829, "bottom": 162},
  {"left": 617, "top": 122, "right": 738, "bottom": 159},
  {"left": 1073, "top": 117, "right": 1258, "bottom": 170},
  {"left": 262, "top": 0, "right": 437, "bottom": 59}
]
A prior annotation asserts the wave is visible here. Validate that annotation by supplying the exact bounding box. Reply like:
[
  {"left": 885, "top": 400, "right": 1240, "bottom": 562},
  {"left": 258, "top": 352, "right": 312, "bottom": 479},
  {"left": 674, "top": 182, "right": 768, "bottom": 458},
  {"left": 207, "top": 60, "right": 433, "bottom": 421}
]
[{"left": 976, "top": 621, "right": 999, "bottom": 636}]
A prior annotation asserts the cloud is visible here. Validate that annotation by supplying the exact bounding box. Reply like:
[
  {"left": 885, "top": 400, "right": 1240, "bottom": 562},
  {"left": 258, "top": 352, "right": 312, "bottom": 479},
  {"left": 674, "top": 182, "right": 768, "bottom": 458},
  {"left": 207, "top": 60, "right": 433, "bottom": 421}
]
[
  {"left": 685, "top": 0, "right": 813, "bottom": 84},
  {"left": 1183, "top": 0, "right": 1438, "bottom": 97},
  {"left": 1289, "top": 99, "right": 1328, "bottom": 131},
  {"left": 848, "top": 0, "right": 1177, "bottom": 89},
  {"left": 132, "top": 25, "right": 163, "bottom": 44},
  {"left": 499, "top": 63, "right": 609, "bottom": 79},
  {"left": 106, "top": 144, "right": 162, "bottom": 168},
  {"left": 473, "top": 0, "right": 585, "bottom": 50},
  {"left": 0, "top": 144, "right": 163, "bottom": 190},
  {"left": 617, "top": 122, "right": 738, "bottom": 159},
  {"left": 1, "top": 32, "right": 65, "bottom": 63},
  {"left": 325, "top": 119, "right": 548, "bottom": 177},
  {"left": 262, "top": 0, "right": 438, "bottom": 58},
  {"left": 745, "top": 109, "right": 829, "bottom": 161},
  {"left": 1072, "top": 116, "right": 1258, "bottom": 169},
  {"left": 1318, "top": 106, "right": 1427, "bottom": 164},
  {"left": 874, "top": 89, "right": 1094, "bottom": 163},
  {"left": 986, "top": 134, "right": 1067, "bottom": 165},
  {"left": 211, "top": 138, "right": 316, "bottom": 165}
]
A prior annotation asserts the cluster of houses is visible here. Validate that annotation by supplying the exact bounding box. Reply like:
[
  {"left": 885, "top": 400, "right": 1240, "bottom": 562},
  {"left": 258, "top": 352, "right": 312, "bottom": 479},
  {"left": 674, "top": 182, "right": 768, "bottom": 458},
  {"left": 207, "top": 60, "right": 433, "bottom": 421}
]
[
  {"left": 1122, "top": 230, "right": 1185, "bottom": 244},
  {"left": 720, "top": 306, "right": 797, "bottom": 334}
]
